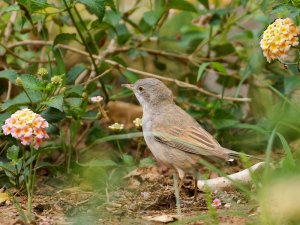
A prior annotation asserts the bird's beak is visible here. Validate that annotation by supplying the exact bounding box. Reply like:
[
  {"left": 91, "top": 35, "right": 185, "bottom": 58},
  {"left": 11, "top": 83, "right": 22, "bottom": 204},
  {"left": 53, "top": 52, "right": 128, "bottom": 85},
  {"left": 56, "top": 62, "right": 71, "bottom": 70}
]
[{"left": 121, "top": 83, "right": 134, "bottom": 90}]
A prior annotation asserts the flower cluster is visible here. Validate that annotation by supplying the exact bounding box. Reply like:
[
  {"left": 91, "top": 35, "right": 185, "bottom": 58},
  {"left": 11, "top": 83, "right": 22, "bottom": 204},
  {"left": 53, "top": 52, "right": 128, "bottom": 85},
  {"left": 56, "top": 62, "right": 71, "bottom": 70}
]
[
  {"left": 91, "top": 96, "right": 103, "bottom": 103},
  {"left": 133, "top": 118, "right": 142, "bottom": 129},
  {"left": 37, "top": 68, "right": 48, "bottom": 77},
  {"left": 260, "top": 18, "right": 299, "bottom": 62},
  {"left": 2, "top": 108, "right": 49, "bottom": 149},
  {"left": 51, "top": 75, "right": 63, "bottom": 85},
  {"left": 108, "top": 123, "right": 124, "bottom": 132}
]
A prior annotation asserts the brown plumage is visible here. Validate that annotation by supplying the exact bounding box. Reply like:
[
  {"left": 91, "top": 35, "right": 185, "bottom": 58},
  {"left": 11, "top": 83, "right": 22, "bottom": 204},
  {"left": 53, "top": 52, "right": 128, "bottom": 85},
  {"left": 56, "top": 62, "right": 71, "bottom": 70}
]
[{"left": 122, "top": 78, "right": 248, "bottom": 189}]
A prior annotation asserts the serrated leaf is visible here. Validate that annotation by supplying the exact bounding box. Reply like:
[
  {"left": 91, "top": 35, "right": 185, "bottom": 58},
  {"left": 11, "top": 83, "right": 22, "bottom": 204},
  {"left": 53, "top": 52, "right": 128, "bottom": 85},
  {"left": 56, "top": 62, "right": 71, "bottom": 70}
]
[
  {"left": 0, "top": 70, "right": 18, "bottom": 84},
  {"left": 53, "top": 33, "right": 76, "bottom": 46},
  {"left": 43, "top": 94, "right": 64, "bottom": 112},
  {"left": 78, "top": 0, "right": 106, "bottom": 22},
  {"left": 143, "top": 10, "right": 163, "bottom": 26},
  {"left": 20, "top": 74, "right": 44, "bottom": 90},
  {"left": 197, "top": 62, "right": 210, "bottom": 81},
  {"left": 7, "top": 145, "right": 19, "bottom": 162},
  {"left": 167, "top": 0, "right": 197, "bottom": 13}
]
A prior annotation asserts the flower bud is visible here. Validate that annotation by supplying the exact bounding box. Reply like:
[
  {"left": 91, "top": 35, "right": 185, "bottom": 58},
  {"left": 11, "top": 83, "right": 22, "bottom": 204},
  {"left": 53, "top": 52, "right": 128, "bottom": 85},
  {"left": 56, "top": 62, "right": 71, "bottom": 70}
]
[
  {"left": 51, "top": 75, "right": 63, "bottom": 85},
  {"left": 37, "top": 68, "right": 48, "bottom": 77},
  {"left": 82, "top": 92, "right": 88, "bottom": 99},
  {"left": 16, "top": 77, "right": 23, "bottom": 86},
  {"left": 60, "top": 87, "right": 66, "bottom": 94}
]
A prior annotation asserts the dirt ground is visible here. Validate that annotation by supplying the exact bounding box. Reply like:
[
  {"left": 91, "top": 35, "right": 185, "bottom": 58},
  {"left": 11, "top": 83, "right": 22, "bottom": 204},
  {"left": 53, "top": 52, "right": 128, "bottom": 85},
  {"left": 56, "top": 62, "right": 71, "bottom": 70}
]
[{"left": 0, "top": 164, "right": 259, "bottom": 225}]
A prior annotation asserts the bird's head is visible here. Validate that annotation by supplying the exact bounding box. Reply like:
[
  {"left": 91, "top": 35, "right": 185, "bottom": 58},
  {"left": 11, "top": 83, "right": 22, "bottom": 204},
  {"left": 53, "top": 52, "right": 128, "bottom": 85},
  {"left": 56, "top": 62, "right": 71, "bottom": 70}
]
[{"left": 122, "top": 78, "right": 173, "bottom": 108}]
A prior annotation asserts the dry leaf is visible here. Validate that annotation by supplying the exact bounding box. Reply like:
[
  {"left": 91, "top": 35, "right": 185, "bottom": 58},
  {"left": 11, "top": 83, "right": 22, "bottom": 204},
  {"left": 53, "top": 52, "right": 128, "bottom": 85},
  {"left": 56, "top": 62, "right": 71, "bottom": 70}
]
[{"left": 0, "top": 192, "right": 9, "bottom": 204}]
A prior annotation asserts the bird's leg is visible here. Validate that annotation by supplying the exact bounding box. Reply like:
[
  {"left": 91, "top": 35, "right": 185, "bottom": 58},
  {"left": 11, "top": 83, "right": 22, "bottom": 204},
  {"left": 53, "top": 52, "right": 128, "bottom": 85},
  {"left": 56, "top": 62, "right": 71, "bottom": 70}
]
[
  {"left": 193, "top": 172, "right": 201, "bottom": 203},
  {"left": 176, "top": 168, "right": 185, "bottom": 193},
  {"left": 173, "top": 173, "right": 182, "bottom": 220},
  {"left": 193, "top": 177, "right": 198, "bottom": 203}
]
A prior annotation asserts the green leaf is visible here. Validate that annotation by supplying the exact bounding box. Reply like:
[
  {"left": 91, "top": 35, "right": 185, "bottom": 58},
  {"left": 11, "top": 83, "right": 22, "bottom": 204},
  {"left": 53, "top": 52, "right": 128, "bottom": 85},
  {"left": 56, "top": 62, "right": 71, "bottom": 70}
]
[
  {"left": 211, "top": 62, "right": 227, "bottom": 74},
  {"left": 212, "top": 44, "right": 235, "bottom": 57},
  {"left": 106, "top": 0, "right": 116, "bottom": 11},
  {"left": 277, "top": 132, "right": 295, "bottom": 168},
  {"left": 167, "top": 0, "right": 197, "bottom": 13},
  {"left": 17, "top": 0, "right": 50, "bottom": 12},
  {"left": 78, "top": 0, "right": 106, "bottom": 22},
  {"left": 139, "top": 157, "right": 156, "bottom": 167},
  {"left": 213, "top": 119, "right": 238, "bottom": 129},
  {"left": 52, "top": 47, "right": 65, "bottom": 74},
  {"left": 123, "top": 70, "right": 139, "bottom": 83},
  {"left": 66, "top": 64, "right": 85, "bottom": 85},
  {"left": 64, "top": 97, "right": 82, "bottom": 109},
  {"left": 20, "top": 74, "right": 44, "bottom": 90},
  {"left": 6, "top": 145, "right": 19, "bottom": 162},
  {"left": 0, "top": 161, "right": 13, "bottom": 173},
  {"left": 233, "top": 123, "right": 267, "bottom": 134},
  {"left": 4, "top": 4, "right": 20, "bottom": 12},
  {"left": 197, "top": 0, "right": 209, "bottom": 8},
  {"left": 197, "top": 62, "right": 210, "bottom": 81},
  {"left": 121, "top": 154, "right": 134, "bottom": 166},
  {"left": 0, "top": 70, "right": 18, "bottom": 84},
  {"left": 65, "top": 86, "right": 84, "bottom": 97},
  {"left": 143, "top": 10, "right": 163, "bottom": 26},
  {"left": 284, "top": 76, "right": 300, "bottom": 95},
  {"left": 0, "top": 112, "right": 10, "bottom": 124},
  {"left": 81, "top": 159, "right": 117, "bottom": 167},
  {"left": 53, "top": 33, "right": 76, "bottom": 47},
  {"left": 2, "top": 90, "right": 42, "bottom": 110},
  {"left": 43, "top": 94, "right": 64, "bottom": 112},
  {"left": 104, "top": 11, "right": 122, "bottom": 27},
  {"left": 41, "top": 107, "right": 65, "bottom": 123}
]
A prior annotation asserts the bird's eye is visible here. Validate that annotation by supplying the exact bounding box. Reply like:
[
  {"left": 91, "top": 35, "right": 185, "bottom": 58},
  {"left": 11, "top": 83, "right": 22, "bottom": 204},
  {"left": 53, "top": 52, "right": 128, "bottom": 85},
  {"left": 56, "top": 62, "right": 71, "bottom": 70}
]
[{"left": 138, "top": 86, "right": 144, "bottom": 92}]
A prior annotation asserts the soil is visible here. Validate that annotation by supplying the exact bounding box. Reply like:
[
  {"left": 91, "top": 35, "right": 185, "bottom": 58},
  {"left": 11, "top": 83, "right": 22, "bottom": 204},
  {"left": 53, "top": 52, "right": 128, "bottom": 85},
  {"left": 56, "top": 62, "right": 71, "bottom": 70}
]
[{"left": 0, "top": 164, "right": 258, "bottom": 225}]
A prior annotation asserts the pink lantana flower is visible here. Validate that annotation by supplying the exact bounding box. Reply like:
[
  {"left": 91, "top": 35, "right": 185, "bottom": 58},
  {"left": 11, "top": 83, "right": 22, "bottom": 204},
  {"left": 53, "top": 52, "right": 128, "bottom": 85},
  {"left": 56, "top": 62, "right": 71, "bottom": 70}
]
[
  {"left": 90, "top": 96, "right": 103, "bottom": 103},
  {"left": 212, "top": 198, "right": 222, "bottom": 207},
  {"left": 2, "top": 108, "right": 49, "bottom": 149}
]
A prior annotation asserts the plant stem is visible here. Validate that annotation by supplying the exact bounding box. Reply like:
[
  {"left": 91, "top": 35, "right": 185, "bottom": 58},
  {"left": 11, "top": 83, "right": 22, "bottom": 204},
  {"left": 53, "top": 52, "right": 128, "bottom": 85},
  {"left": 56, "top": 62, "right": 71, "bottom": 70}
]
[
  {"left": 116, "top": 139, "right": 123, "bottom": 155},
  {"left": 62, "top": 0, "right": 109, "bottom": 103}
]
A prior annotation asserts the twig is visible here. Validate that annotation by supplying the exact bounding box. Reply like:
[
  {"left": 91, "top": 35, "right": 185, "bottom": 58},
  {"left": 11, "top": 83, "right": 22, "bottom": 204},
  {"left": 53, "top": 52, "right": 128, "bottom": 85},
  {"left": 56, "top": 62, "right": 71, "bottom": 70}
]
[
  {"left": 197, "top": 162, "right": 265, "bottom": 191},
  {"left": 62, "top": 0, "right": 109, "bottom": 103},
  {"left": 7, "top": 40, "right": 251, "bottom": 102},
  {"left": 4, "top": 11, "right": 17, "bottom": 43},
  {"left": 6, "top": 81, "right": 12, "bottom": 100},
  {"left": 81, "top": 68, "right": 112, "bottom": 86}
]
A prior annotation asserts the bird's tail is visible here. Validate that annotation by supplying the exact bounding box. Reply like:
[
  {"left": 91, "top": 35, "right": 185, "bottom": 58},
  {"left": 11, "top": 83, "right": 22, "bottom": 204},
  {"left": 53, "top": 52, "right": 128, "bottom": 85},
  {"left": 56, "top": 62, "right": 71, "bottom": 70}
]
[{"left": 223, "top": 148, "right": 264, "bottom": 161}]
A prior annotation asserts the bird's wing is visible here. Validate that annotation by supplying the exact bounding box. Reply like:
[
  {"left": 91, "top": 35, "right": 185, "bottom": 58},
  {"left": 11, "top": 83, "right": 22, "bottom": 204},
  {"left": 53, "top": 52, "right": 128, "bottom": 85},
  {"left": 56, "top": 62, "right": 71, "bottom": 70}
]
[{"left": 152, "top": 124, "right": 229, "bottom": 160}]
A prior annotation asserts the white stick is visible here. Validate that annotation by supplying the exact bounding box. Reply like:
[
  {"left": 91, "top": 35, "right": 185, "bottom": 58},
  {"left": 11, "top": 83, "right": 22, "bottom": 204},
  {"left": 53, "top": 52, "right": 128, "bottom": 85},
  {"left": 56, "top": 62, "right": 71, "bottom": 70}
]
[{"left": 197, "top": 162, "right": 265, "bottom": 191}]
